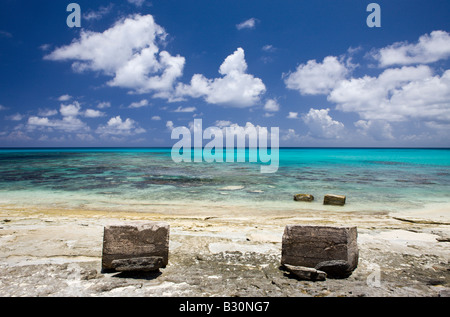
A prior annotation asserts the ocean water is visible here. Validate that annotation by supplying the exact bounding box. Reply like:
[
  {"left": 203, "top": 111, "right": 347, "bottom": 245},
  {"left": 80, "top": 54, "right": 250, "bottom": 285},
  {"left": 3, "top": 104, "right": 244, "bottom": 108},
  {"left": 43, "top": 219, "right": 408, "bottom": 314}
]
[{"left": 0, "top": 148, "right": 449, "bottom": 214}]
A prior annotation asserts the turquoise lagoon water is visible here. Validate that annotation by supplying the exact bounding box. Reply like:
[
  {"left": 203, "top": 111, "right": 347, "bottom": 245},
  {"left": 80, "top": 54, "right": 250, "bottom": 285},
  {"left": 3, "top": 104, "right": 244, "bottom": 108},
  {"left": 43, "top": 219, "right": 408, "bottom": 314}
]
[{"left": 0, "top": 148, "right": 449, "bottom": 213}]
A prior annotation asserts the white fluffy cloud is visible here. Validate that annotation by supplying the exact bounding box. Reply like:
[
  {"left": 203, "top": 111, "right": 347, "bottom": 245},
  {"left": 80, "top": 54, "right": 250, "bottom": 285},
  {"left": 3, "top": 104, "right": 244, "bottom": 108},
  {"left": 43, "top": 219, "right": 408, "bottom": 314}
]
[
  {"left": 166, "top": 120, "right": 174, "bottom": 131},
  {"left": 84, "top": 109, "right": 105, "bottom": 118},
  {"left": 302, "top": 108, "right": 345, "bottom": 139},
  {"left": 6, "top": 113, "right": 24, "bottom": 121},
  {"left": 27, "top": 115, "right": 89, "bottom": 133},
  {"left": 45, "top": 14, "right": 185, "bottom": 96},
  {"left": 129, "top": 99, "right": 150, "bottom": 108},
  {"left": 236, "top": 18, "right": 257, "bottom": 30},
  {"left": 354, "top": 120, "right": 393, "bottom": 141},
  {"left": 97, "top": 102, "right": 111, "bottom": 109},
  {"left": 262, "top": 45, "right": 276, "bottom": 53},
  {"left": 173, "top": 106, "right": 196, "bottom": 113},
  {"left": 45, "top": 16, "right": 265, "bottom": 107},
  {"left": 9, "top": 99, "right": 146, "bottom": 142},
  {"left": 60, "top": 101, "right": 81, "bottom": 117},
  {"left": 26, "top": 101, "right": 100, "bottom": 133},
  {"left": 214, "top": 120, "right": 233, "bottom": 128},
  {"left": 175, "top": 48, "right": 266, "bottom": 107},
  {"left": 329, "top": 66, "right": 450, "bottom": 123},
  {"left": 96, "top": 116, "right": 145, "bottom": 136},
  {"left": 83, "top": 4, "right": 113, "bottom": 21},
  {"left": 58, "top": 94, "right": 72, "bottom": 101},
  {"left": 128, "top": 0, "right": 145, "bottom": 7},
  {"left": 281, "top": 129, "right": 300, "bottom": 141},
  {"left": 38, "top": 109, "right": 58, "bottom": 116},
  {"left": 264, "top": 99, "right": 280, "bottom": 112},
  {"left": 373, "top": 30, "right": 450, "bottom": 67},
  {"left": 284, "top": 56, "right": 349, "bottom": 95},
  {"left": 199, "top": 121, "right": 270, "bottom": 147},
  {"left": 285, "top": 31, "right": 450, "bottom": 142}
]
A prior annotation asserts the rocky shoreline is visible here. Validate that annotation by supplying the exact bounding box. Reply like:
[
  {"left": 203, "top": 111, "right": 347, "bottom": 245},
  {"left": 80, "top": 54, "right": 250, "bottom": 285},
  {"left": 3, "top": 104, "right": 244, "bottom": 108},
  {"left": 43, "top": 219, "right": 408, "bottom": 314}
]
[{"left": 0, "top": 205, "right": 449, "bottom": 297}]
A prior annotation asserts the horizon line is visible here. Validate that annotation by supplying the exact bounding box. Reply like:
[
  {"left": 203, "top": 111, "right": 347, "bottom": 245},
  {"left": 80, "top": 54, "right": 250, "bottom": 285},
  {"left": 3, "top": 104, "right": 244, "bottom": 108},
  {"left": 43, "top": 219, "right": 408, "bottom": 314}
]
[{"left": 0, "top": 146, "right": 449, "bottom": 150}]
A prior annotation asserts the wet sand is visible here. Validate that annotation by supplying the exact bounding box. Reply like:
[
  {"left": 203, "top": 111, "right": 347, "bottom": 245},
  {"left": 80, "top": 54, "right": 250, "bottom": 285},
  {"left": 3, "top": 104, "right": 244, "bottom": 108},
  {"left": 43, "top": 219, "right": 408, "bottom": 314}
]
[{"left": 0, "top": 203, "right": 449, "bottom": 297}]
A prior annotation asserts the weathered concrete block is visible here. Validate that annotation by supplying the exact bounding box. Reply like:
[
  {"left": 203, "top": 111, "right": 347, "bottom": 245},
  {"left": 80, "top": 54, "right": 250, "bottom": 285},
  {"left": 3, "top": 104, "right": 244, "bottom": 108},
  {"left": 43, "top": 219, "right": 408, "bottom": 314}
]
[
  {"left": 293, "top": 194, "right": 314, "bottom": 202},
  {"left": 323, "top": 194, "right": 346, "bottom": 206},
  {"left": 283, "top": 264, "right": 327, "bottom": 281},
  {"left": 112, "top": 256, "right": 164, "bottom": 272},
  {"left": 315, "top": 260, "right": 354, "bottom": 279},
  {"left": 281, "top": 225, "right": 358, "bottom": 277},
  {"left": 102, "top": 221, "right": 169, "bottom": 272}
]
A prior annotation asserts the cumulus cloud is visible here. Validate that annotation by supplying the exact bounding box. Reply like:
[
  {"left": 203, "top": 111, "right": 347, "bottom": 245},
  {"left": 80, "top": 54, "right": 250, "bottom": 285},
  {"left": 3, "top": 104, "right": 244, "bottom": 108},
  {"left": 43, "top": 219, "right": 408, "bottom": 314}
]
[
  {"left": 284, "top": 56, "right": 349, "bottom": 95},
  {"left": 45, "top": 14, "right": 185, "bottom": 96},
  {"left": 97, "top": 101, "right": 111, "bottom": 109},
  {"left": 287, "top": 112, "right": 298, "bottom": 119},
  {"left": 285, "top": 31, "right": 450, "bottom": 140},
  {"left": 83, "top": 4, "right": 113, "bottom": 21},
  {"left": 76, "top": 133, "right": 95, "bottom": 141},
  {"left": 38, "top": 109, "right": 58, "bottom": 116},
  {"left": 329, "top": 66, "right": 450, "bottom": 123},
  {"left": 1, "top": 131, "right": 31, "bottom": 142},
  {"left": 60, "top": 101, "right": 81, "bottom": 117},
  {"left": 128, "top": 0, "right": 145, "bottom": 7},
  {"left": 236, "top": 18, "right": 258, "bottom": 30},
  {"left": 354, "top": 120, "right": 394, "bottom": 141},
  {"left": 194, "top": 120, "right": 271, "bottom": 148},
  {"left": 129, "top": 99, "right": 150, "bottom": 108},
  {"left": 302, "top": 108, "right": 345, "bottom": 139},
  {"left": 7, "top": 99, "right": 145, "bottom": 143},
  {"left": 27, "top": 115, "right": 89, "bottom": 133},
  {"left": 281, "top": 129, "right": 300, "bottom": 141},
  {"left": 39, "top": 44, "right": 52, "bottom": 52},
  {"left": 173, "top": 106, "right": 196, "bottom": 113},
  {"left": 224, "top": 122, "right": 266, "bottom": 141},
  {"left": 26, "top": 101, "right": 104, "bottom": 135},
  {"left": 262, "top": 45, "right": 276, "bottom": 53},
  {"left": 84, "top": 109, "right": 105, "bottom": 118},
  {"left": 372, "top": 30, "right": 450, "bottom": 67},
  {"left": 175, "top": 48, "right": 266, "bottom": 107},
  {"left": 214, "top": 120, "right": 233, "bottom": 128},
  {"left": 5, "top": 113, "right": 24, "bottom": 121},
  {"left": 26, "top": 101, "right": 92, "bottom": 133},
  {"left": 264, "top": 99, "right": 280, "bottom": 112},
  {"left": 166, "top": 120, "right": 174, "bottom": 131},
  {"left": 58, "top": 94, "right": 72, "bottom": 101},
  {"left": 96, "top": 116, "right": 145, "bottom": 136}
]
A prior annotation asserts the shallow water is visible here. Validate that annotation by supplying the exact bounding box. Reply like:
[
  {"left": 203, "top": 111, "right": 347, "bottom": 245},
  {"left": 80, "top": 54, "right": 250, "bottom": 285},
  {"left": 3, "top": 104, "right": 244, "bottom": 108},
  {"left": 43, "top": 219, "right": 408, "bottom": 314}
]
[{"left": 0, "top": 148, "right": 449, "bottom": 213}]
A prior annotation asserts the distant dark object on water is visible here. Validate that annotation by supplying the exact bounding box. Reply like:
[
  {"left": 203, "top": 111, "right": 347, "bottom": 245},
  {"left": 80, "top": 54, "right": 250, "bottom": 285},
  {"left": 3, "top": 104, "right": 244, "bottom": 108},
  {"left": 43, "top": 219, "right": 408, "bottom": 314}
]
[
  {"left": 293, "top": 194, "right": 314, "bottom": 202},
  {"left": 323, "top": 194, "right": 346, "bottom": 206}
]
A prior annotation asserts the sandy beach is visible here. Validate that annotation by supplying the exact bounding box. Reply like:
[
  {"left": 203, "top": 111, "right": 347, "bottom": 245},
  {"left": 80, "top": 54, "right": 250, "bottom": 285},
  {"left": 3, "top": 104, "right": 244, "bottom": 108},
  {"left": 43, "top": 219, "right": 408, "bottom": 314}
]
[{"left": 0, "top": 202, "right": 448, "bottom": 297}]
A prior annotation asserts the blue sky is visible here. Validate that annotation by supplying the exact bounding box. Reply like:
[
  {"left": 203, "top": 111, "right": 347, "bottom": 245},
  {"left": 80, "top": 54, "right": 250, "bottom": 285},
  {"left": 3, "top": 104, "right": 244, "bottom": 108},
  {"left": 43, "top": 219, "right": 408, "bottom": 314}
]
[{"left": 0, "top": 0, "right": 449, "bottom": 147}]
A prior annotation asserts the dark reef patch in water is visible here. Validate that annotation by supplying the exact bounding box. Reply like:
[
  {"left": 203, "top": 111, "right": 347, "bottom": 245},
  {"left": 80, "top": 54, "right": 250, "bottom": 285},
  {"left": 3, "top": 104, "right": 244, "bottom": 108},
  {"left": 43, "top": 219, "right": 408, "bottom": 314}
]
[
  {"left": 367, "top": 160, "right": 406, "bottom": 166},
  {"left": 132, "top": 176, "right": 220, "bottom": 188}
]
